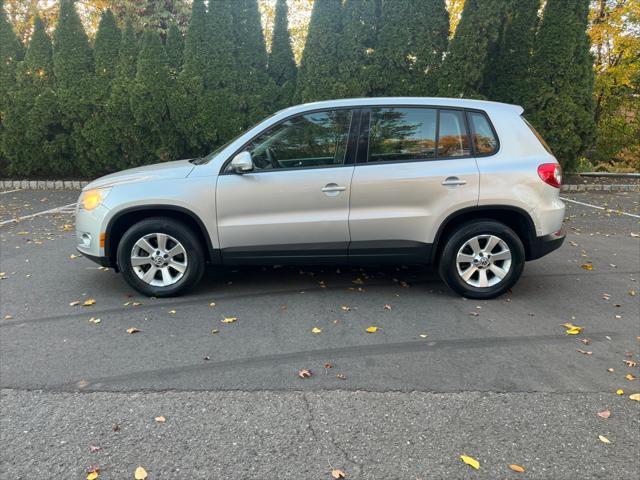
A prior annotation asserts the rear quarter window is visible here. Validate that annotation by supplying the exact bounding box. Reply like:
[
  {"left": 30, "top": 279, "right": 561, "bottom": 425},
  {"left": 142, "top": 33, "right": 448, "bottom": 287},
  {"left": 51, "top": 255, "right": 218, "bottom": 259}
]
[
  {"left": 468, "top": 111, "right": 498, "bottom": 155},
  {"left": 522, "top": 116, "right": 553, "bottom": 154}
]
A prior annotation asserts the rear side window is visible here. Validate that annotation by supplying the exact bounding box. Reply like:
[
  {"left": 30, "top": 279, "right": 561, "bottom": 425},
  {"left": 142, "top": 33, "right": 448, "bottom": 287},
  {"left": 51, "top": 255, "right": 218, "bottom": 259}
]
[
  {"left": 522, "top": 116, "right": 553, "bottom": 154},
  {"left": 366, "top": 107, "right": 474, "bottom": 162},
  {"left": 468, "top": 111, "right": 498, "bottom": 155}
]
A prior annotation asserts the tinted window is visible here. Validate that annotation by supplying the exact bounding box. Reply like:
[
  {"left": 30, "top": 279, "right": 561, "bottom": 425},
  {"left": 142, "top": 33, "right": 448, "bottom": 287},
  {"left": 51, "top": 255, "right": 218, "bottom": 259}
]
[
  {"left": 367, "top": 108, "right": 437, "bottom": 162},
  {"left": 522, "top": 116, "right": 552, "bottom": 154},
  {"left": 244, "top": 109, "right": 353, "bottom": 170},
  {"left": 438, "top": 109, "right": 470, "bottom": 158},
  {"left": 468, "top": 111, "right": 498, "bottom": 155}
]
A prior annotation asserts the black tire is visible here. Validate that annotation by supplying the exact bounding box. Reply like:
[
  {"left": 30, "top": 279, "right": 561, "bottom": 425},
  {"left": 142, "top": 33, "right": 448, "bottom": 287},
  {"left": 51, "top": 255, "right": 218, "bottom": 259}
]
[
  {"left": 438, "top": 220, "right": 525, "bottom": 299},
  {"left": 117, "top": 217, "right": 205, "bottom": 297}
]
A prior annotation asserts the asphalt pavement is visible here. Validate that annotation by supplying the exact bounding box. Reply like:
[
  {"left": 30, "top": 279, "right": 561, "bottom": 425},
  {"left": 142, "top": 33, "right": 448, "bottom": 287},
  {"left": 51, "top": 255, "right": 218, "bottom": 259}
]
[{"left": 1, "top": 188, "right": 638, "bottom": 479}]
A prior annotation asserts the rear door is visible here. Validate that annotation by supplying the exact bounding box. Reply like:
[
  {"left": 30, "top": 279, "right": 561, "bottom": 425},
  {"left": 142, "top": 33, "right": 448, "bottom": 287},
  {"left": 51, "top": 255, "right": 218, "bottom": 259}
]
[
  {"left": 216, "top": 108, "right": 358, "bottom": 263},
  {"left": 348, "top": 107, "right": 480, "bottom": 262}
]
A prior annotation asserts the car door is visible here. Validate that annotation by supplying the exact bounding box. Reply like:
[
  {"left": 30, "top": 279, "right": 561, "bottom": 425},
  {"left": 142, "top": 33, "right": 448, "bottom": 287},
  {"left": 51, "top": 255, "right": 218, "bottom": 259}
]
[
  {"left": 348, "top": 107, "right": 480, "bottom": 262},
  {"left": 216, "top": 108, "right": 358, "bottom": 263}
]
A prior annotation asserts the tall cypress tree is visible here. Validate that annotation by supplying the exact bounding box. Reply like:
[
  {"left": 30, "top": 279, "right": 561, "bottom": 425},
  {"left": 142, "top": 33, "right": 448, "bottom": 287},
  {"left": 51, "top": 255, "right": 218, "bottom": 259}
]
[
  {"left": 482, "top": 0, "right": 539, "bottom": 105},
  {"left": 131, "top": 30, "right": 177, "bottom": 164},
  {"left": 338, "top": 0, "right": 378, "bottom": 98},
  {"left": 84, "top": 9, "right": 121, "bottom": 175},
  {"left": 53, "top": 0, "right": 94, "bottom": 174},
  {"left": 165, "top": 23, "right": 184, "bottom": 81},
  {"left": 437, "top": 0, "right": 505, "bottom": 98},
  {"left": 526, "top": 0, "right": 594, "bottom": 169},
  {"left": 3, "top": 16, "right": 63, "bottom": 176},
  {"left": 267, "top": 0, "right": 297, "bottom": 109},
  {"left": 295, "top": 0, "right": 344, "bottom": 103},
  {"left": 372, "top": 0, "right": 449, "bottom": 97},
  {"left": 106, "top": 21, "right": 143, "bottom": 170},
  {"left": 231, "top": 0, "right": 276, "bottom": 127},
  {"left": 0, "top": 0, "right": 24, "bottom": 169}
]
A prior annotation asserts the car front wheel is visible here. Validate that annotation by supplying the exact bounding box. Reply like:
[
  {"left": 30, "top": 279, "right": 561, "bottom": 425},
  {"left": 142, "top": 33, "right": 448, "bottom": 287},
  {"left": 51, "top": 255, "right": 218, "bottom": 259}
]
[
  {"left": 117, "top": 217, "right": 205, "bottom": 297},
  {"left": 438, "top": 220, "right": 525, "bottom": 299}
]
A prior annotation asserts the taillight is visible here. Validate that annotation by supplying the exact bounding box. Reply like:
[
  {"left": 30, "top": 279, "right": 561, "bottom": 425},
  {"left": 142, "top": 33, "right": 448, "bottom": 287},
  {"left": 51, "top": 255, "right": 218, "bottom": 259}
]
[{"left": 538, "top": 163, "right": 562, "bottom": 188}]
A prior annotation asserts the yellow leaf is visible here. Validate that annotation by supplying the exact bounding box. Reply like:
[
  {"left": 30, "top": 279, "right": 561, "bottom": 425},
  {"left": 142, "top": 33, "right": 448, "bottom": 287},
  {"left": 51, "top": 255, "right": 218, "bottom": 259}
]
[
  {"left": 311, "top": 327, "right": 322, "bottom": 334},
  {"left": 626, "top": 374, "right": 636, "bottom": 381},
  {"left": 630, "top": 393, "right": 640, "bottom": 401},
  {"left": 562, "top": 323, "right": 583, "bottom": 335},
  {"left": 331, "top": 468, "right": 346, "bottom": 478},
  {"left": 168, "top": 309, "right": 176, "bottom": 314},
  {"left": 365, "top": 326, "right": 378, "bottom": 333},
  {"left": 134, "top": 466, "right": 148, "bottom": 480},
  {"left": 598, "top": 435, "right": 610, "bottom": 443},
  {"left": 221, "top": 317, "right": 237, "bottom": 324},
  {"left": 508, "top": 464, "right": 525, "bottom": 473},
  {"left": 154, "top": 415, "right": 166, "bottom": 423},
  {"left": 460, "top": 455, "right": 480, "bottom": 470},
  {"left": 616, "top": 389, "right": 624, "bottom": 395},
  {"left": 87, "top": 471, "right": 99, "bottom": 480},
  {"left": 581, "top": 263, "right": 593, "bottom": 270},
  {"left": 126, "top": 327, "right": 140, "bottom": 334},
  {"left": 83, "top": 299, "right": 96, "bottom": 306}
]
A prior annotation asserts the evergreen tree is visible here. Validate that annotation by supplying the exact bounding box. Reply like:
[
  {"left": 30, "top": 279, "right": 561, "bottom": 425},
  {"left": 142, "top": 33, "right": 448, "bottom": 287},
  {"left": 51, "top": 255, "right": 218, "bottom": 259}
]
[
  {"left": 53, "top": 0, "right": 94, "bottom": 174},
  {"left": 295, "top": 0, "right": 344, "bottom": 103},
  {"left": 267, "top": 0, "right": 297, "bottom": 109},
  {"left": 231, "top": 0, "right": 276, "bottom": 127},
  {"left": 372, "top": 0, "right": 449, "bottom": 97},
  {"left": 83, "top": 9, "right": 121, "bottom": 174},
  {"left": 482, "top": 0, "right": 539, "bottom": 105},
  {"left": 438, "top": 0, "right": 505, "bottom": 98},
  {"left": 131, "top": 30, "right": 177, "bottom": 164},
  {"left": 526, "top": 0, "right": 595, "bottom": 169},
  {"left": 165, "top": 23, "right": 184, "bottom": 80},
  {"left": 338, "top": 0, "right": 378, "bottom": 98},
  {"left": 3, "top": 16, "right": 63, "bottom": 176},
  {"left": 105, "top": 21, "right": 143, "bottom": 170},
  {"left": 0, "top": 0, "right": 24, "bottom": 168}
]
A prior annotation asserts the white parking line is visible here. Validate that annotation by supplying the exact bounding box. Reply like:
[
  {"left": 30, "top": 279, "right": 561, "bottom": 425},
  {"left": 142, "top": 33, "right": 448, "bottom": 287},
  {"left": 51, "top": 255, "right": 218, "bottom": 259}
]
[
  {"left": 0, "top": 189, "right": 22, "bottom": 195},
  {"left": 561, "top": 197, "right": 640, "bottom": 219},
  {"left": 0, "top": 203, "right": 76, "bottom": 227}
]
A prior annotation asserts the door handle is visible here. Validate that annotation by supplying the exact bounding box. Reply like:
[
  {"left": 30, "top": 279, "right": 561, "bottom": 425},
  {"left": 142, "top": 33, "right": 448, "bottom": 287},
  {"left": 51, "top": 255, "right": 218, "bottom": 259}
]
[
  {"left": 322, "top": 184, "right": 346, "bottom": 193},
  {"left": 441, "top": 176, "right": 467, "bottom": 186}
]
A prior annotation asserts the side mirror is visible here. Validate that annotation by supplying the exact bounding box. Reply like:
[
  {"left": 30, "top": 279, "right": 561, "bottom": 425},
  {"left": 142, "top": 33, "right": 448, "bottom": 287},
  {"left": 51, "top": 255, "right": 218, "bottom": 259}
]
[{"left": 230, "top": 151, "right": 254, "bottom": 173}]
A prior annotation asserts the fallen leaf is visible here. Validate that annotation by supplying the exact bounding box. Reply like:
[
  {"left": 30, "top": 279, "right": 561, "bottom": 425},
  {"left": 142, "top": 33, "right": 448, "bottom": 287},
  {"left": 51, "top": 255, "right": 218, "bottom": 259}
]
[
  {"left": 311, "top": 327, "right": 322, "bottom": 334},
  {"left": 154, "top": 416, "right": 166, "bottom": 423},
  {"left": 419, "top": 334, "right": 428, "bottom": 338},
  {"left": 221, "top": 317, "right": 237, "bottom": 323},
  {"left": 87, "top": 470, "right": 99, "bottom": 480},
  {"left": 607, "top": 368, "right": 615, "bottom": 373},
  {"left": 597, "top": 410, "right": 611, "bottom": 419},
  {"left": 580, "top": 338, "right": 591, "bottom": 345},
  {"left": 616, "top": 389, "right": 624, "bottom": 395},
  {"left": 324, "top": 363, "right": 333, "bottom": 370},
  {"left": 88, "top": 317, "right": 101, "bottom": 324},
  {"left": 630, "top": 393, "right": 640, "bottom": 401},
  {"left": 336, "top": 373, "right": 347, "bottom": 380},
  {"left": 580, "top": 263, "right": 593, "bottom": 270},
  {"left": 82, "top": 299, "right": 96, "bottom": 306},
  {"left": 562, "top": 322, "right": 582, "bottom": 335},
  {"left": 298, "top": 368, "right": 312, "bottom": 379},
  {"left": 460, "top": 455, "right": 480, "bottom": 470},
  {"left": 132, "top": 302, "right": 142, "bottom": 306},
  {"left": 383, "top": 304, "right": 392, "bottom": 310},
  {"left": 70, "top": 301, "right": 81, "bottom": 306},
  {"left": 4, "top": 315, "right": 13, "bottom": 319},
  {"left": 209, "top": 302, "right": 216, "bottom": 307},
  {"left": 626, "top": 374, "right": 636, "bottom": 381},
  {"left": 211, "top": 329, "right": 219, "bottom": 335},
  {"left": 598, "top": 435, "right": 610, "bottom": 444},
  {"left": 340, "top": 306, "right": 351, "bottom": 312},
  {"left": 168, "top": 309, "right": 176, "bottom": 314},
  {"left": 365, "top": 326, "right": 378, "bottom": 333},
  {"left": 134, "top": 466, "right": 148, "bottom": 480},
  {"left": 624, "top": 360, "right": 637, "bottom": 367},
  {"left": 469, "top": 312, "right": 480, "bottom": 317},
  {"left": 89, "top": 445, "right": 101, "bottom": 452},
  {"left": 331, "top": 468, "right": 346, "bottom": 478},
  {"left": 576, "top": 349, "right": 592, "bottom": 355},
  {"left": 508, "top": 464, "right": 525, "bottom": 473},
  {"left": 126, "top": 327, "right": 140, "bottom": 334}
]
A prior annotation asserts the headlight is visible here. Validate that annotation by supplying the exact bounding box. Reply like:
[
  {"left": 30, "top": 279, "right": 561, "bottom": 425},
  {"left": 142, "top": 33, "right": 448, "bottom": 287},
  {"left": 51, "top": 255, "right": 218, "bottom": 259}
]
[{"left": 80, "top": 187, "right": 111, "bottom": 211}]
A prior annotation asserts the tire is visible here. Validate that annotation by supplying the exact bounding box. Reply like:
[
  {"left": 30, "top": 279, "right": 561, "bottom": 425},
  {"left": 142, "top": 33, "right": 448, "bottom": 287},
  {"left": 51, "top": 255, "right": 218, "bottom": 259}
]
[
  {"left": 117, "top": 217, "right": 205, "bottom": 297},
  {"left": 438, "top": 220, "right": 525, "bottom": 299}
]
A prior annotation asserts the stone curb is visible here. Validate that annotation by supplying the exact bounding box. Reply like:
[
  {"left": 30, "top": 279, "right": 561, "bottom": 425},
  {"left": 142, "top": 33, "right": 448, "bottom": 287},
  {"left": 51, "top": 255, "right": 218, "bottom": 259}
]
[{"left": 0, "top": 180, "right": 637, "bottom": 192}]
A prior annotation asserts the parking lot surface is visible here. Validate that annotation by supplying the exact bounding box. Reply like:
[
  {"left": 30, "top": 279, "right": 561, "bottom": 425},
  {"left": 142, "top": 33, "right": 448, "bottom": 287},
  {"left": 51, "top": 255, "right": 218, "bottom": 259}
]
[{"left": 1, "top": 188, "right": 639, "bottom": 479}]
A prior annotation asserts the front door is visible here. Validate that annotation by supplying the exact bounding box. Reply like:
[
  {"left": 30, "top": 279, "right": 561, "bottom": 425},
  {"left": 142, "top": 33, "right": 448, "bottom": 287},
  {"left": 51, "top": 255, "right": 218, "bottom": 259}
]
[
  {"left": 348, "top": 107, "right": 480, "bottom": 262},
  {"left": 216, "top": 108, "right": 357, "bottom": 263}
]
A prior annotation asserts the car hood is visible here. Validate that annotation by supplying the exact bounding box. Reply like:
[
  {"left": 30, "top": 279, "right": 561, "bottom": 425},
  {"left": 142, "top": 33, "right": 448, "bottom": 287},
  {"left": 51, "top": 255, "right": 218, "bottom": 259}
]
[{"left": 83, "top": 159, "right": 196, "bottom": 190}]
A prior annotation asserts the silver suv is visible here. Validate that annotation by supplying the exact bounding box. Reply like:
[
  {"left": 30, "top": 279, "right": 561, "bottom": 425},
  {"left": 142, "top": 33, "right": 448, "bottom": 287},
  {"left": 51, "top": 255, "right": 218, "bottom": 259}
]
[{"left": 76, "top": 97, "right": 565, "bottom": 299}]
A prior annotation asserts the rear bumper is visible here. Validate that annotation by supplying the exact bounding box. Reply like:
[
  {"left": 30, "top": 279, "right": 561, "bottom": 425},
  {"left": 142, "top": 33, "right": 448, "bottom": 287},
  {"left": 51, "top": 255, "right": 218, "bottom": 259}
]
[{"left": 527, "top": 230, "right": 565, "bottom": 260}]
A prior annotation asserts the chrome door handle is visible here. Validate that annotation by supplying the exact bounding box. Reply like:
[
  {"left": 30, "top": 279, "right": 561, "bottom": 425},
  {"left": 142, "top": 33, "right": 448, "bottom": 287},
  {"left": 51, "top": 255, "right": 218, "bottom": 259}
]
[
  {"left": 441, "top": 177, "right": 467, "bottom": 186},
  {"left": 322, "top": 184, "right": 346, "bottom": 192}
]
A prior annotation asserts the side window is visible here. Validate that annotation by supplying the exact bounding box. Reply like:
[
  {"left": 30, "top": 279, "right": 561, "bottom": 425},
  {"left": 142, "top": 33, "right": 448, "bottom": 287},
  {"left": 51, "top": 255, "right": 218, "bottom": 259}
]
[
  {"left": 437, "top": 109, "right": 470, "bottom": 158},
  {"left": 367, "top": 108, "right": 437, "bottom": 162},
  {"left": 468, "top": 111, "right": 498, "bottom": 155},
  {"left": 244, "top": 109, "right": 353, "bottom": 171}
]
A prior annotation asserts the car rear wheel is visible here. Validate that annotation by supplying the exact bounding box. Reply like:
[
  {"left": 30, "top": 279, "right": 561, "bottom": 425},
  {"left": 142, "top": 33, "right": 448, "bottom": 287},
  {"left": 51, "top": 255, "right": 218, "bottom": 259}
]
[
  {"left": 117, "top": 217, "right": 205, "bottom": 297},
  {"left": 438, "top": 220, "right": 525, "bottom": 299}
]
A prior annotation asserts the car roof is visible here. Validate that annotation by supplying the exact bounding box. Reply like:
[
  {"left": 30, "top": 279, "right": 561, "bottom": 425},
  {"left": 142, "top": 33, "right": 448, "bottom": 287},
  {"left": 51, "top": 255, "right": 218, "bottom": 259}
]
[{"left": 280, "top": 97, "right": 524, "bottom": 116}]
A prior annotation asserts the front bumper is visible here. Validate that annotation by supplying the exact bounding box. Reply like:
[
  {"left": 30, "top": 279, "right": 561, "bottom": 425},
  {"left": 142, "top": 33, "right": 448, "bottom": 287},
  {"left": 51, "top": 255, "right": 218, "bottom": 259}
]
[
  {"left": 527, "top": 229, "right": 565, "bottom": 260},
  {"left": 75, "top": 203, "right": 111, "bottom": 263}
]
